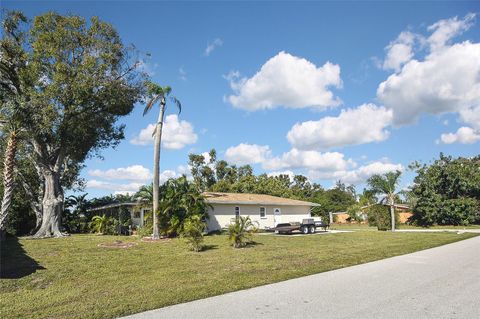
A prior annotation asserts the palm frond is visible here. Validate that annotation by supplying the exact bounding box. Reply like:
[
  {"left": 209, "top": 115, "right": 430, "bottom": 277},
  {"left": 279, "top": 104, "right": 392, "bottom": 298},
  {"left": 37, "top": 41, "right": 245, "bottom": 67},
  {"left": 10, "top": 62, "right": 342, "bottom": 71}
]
[
  {"left": 143, "top": 95, "right": 162, "bottom": 116},
  {"left": 170, "top": 96, "right": 182, "bottom": 114}
]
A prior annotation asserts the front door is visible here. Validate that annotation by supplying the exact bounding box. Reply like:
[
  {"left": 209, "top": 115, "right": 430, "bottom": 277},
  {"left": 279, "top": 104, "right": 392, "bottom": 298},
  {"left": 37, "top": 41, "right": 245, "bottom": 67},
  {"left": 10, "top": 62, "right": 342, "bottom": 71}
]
[{"left": 273, "top": 208, "right": 281, "bottom": 226}]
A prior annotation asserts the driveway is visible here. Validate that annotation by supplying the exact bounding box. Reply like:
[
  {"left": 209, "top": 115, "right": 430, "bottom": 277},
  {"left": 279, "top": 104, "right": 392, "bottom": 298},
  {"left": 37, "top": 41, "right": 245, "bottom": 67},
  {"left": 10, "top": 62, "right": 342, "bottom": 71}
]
[{"left": 121, "top": 235, "right": 480, "bottom": 319}]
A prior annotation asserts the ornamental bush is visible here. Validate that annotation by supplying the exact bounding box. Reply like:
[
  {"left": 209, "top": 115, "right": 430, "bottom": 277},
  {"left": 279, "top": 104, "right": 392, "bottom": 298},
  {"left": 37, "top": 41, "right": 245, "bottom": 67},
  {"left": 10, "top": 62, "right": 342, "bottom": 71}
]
[
  {"left": 227, "top": 216, "right": 258, "bottom": 248},
  {"left": 181, "top": 215, "right": 206, "bottom": 252},
  {"left": 367, "top": 205, "right": 399, "bottom": 231}
]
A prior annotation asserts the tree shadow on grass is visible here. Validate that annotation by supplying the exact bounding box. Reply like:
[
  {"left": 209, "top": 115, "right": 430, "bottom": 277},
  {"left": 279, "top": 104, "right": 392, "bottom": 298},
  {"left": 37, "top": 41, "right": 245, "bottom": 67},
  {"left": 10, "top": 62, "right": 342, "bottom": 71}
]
[
  {"left": 201, "top": 244, "right": 218, "bottom": 251},
  {"left": 0, "top": 236, "right": 45, "bottom": 279}
]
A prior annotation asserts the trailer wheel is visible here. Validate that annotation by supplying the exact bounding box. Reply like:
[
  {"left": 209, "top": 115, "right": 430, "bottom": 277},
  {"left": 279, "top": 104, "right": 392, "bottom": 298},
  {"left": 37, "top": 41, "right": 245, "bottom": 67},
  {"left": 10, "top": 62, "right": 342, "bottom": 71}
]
[
  {"left": 309, "top": 225, "right": 316, "bottom": 234},
  {"left": 301, "top": 226, "right": 309, "bottom": 234}
]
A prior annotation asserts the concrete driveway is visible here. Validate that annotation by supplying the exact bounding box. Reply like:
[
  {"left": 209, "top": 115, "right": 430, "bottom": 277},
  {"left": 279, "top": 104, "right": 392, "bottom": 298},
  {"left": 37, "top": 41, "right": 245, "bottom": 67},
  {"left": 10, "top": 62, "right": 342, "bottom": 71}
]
[{"left": 121, "top": 235, "right": 480, "bottom": 319}]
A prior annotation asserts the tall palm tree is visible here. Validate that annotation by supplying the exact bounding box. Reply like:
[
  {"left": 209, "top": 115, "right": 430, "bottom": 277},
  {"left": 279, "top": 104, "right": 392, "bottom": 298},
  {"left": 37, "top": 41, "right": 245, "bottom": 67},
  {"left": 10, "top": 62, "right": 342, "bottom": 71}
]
[
  {"left": 142, "top": 81, "right": 181, "bottom": 239},
  {"left": 0, "top": 12, "right": 29, "bottom": 237},
  {"left": 367, "top": 170, "right": 402, "bottom": 231}
]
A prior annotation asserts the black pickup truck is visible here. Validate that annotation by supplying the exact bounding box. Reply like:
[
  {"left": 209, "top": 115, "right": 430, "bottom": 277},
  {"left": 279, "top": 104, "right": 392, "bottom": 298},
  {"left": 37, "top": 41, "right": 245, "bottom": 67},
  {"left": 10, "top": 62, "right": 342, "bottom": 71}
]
[{"left": 273, "top": 218, "right": 329, "bottom": 234}]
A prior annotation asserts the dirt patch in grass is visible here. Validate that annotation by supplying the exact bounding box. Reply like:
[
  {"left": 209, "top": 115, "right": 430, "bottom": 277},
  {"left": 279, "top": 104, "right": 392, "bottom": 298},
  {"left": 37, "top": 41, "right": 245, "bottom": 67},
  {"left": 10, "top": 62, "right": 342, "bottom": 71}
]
[
  {"left": 141, "top": 236, "right": 171, "bottom": 243},
  {"left": 97, "top": 241, "right": 138, "bottom": 248}
]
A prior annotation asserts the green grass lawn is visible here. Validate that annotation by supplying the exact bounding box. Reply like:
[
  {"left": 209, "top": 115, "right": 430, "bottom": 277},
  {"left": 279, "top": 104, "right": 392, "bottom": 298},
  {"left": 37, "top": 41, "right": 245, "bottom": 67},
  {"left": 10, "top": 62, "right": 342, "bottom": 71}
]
[
  {"left": 330, "top": 223, "right": 480, "bottom": 230},
  {"left": 1, "top": 231, "right": 477, "bottom": 319}
]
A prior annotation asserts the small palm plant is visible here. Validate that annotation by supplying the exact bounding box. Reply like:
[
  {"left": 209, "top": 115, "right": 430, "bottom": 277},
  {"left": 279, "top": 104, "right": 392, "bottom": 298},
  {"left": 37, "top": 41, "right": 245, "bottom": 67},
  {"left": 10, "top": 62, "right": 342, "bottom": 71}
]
[
  {"left": 228, "top": 216, "right": 258, "bottom": 248},
  {"left": 90, "top": 215, "right": 110, "bottom": 234},
  {"left": 181, "top": 215, "right": 206, "bottom": 252}
]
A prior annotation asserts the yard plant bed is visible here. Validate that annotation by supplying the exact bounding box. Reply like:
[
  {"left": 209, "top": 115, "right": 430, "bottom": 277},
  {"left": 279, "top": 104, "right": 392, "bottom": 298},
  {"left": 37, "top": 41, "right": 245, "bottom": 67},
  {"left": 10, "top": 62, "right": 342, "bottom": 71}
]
[{"left": 1, "top": 232, "right": 478, "bottom": 319}]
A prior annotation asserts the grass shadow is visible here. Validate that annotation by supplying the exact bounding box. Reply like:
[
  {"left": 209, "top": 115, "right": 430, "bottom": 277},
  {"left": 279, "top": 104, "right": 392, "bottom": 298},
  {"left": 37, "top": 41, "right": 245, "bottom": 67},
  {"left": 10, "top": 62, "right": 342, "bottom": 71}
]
[
  {"left": 0, "top": 236, "right": 45, "bottom": 279},
  {"left": 201, "top": 244, "right": 219, "bottom": 251}
]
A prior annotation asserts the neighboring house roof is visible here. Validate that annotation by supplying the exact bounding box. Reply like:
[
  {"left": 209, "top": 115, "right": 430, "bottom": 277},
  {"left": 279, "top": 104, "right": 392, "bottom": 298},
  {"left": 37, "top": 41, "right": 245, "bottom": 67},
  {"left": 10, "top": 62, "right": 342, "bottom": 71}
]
[
  {"left": 203, "top": 192, "right": 321, "bottom": 207},
  {"left": 87, "top": 202, "right": 139, "bottom": 212}
]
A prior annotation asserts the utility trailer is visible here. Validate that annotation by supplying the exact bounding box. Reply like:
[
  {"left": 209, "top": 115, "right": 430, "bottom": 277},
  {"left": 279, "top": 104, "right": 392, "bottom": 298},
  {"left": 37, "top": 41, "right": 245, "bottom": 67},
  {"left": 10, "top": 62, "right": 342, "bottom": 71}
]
[{"left": 273, "top": 218, "right": 329, "bottom": 234}]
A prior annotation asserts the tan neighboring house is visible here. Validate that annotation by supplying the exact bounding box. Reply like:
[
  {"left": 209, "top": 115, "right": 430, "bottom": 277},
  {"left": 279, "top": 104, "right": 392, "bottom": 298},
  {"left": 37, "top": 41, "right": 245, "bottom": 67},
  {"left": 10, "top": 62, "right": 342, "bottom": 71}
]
[{"left": 203, "top": 192, "right": 321, "bottom": 231}]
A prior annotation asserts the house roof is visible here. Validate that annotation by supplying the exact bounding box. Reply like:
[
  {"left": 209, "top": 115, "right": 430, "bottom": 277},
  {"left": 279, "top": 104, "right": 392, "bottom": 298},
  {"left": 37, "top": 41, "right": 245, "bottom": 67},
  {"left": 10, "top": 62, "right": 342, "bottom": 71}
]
[
  {"left": 203, "top": 192, "right": 321, "bottom": 207},
  {"left": 87, "top": 202, "right": 138, "bottom": 212}
]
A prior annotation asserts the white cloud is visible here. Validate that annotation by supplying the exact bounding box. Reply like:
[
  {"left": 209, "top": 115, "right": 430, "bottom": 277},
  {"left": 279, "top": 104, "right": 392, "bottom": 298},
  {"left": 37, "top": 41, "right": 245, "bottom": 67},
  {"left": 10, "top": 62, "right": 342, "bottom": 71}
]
[
  {"left": 178, "top": 67, "right": 187, "bottom": 81},
  {"left": 89, "top": 165, "right": 152, "bottom": 182},
  {"left": 130, "top": 114, "right": 198, "bottom": 149},
  {"left": 440, "top": 126, "right": 480, "bottom": 144},
  {"left": 309, "top": 161, "right": 404, "bottom": 185},
  {"left": 377, "top": 41, "right": 480, "bottom": 126},
  {"left": 204, "top": 38, "right": 223, "bottom": 56},
  {"left": 459, "top": 105, "right": 480, "bottom": 129},
  {"left": 287, "top": 104, "right": 393, "bottom": 150},
  {"left": 263, "top": 148, "right": 354, "bottom": 172},
  {"left": 86, "top": 169, "right": 180, "bottom": 195},
  {"left": 86, "top": 180, "right": 144, "bottom": 194},
  {"left": 383, "top": 31, "right": 416, "bottom": 72},
  {"left": 225, "top": 143, "right": 271, "bottom": 165},
  {"left": 226, "top": 51, "right": 342, "bottom": 111},
  {"left": 427, "top": 13, "right": 476, "bottom": 52},
  {"left": 137, "top": 60, "right": 158, "bottom": 76},
  {"left": 267, "top": 170, "right": 295, "bottom": 181}
]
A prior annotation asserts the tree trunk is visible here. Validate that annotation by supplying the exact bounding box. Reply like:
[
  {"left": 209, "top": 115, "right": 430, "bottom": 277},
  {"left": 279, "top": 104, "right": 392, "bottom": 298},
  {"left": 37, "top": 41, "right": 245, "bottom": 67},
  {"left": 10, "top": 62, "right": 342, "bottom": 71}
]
[
  {"left": 33, "top": 169, "right": 66, "bottom": 238},
  {"left": 390, "top": 200, "right": 396, "bottom": 232},
  {"left": 0, "top": 131, "right": 18, "bottom": 236},
  {"left": 152, "top": 100, "right": 166, "bottom": 239}
]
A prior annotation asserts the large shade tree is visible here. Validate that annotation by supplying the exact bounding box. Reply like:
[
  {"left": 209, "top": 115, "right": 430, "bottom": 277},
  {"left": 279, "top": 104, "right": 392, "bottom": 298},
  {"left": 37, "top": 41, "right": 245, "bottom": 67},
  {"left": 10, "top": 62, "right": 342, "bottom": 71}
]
[
  {"left": 367, "top": 170, "right": 402, "bottom": 231},
  {"left": 2, "top": 12, "right": 145, "bottom": 238},
  {"left": 142, "top": 82, "right": 181, "bottom": 239}
]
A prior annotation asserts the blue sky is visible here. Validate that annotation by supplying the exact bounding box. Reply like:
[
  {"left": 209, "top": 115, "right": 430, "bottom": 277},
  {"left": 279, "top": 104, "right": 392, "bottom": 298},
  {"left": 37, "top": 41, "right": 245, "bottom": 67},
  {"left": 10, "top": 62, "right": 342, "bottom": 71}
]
[{"left": 5, "top": 1, "right": 480, "bottom": 198}]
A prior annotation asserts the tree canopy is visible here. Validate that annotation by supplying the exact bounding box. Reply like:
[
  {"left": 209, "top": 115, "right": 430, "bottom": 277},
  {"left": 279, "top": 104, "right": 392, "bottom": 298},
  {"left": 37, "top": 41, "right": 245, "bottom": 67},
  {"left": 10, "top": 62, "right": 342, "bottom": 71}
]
[{"left": 409, "top": 154, "right": 480, "bottom": 226}]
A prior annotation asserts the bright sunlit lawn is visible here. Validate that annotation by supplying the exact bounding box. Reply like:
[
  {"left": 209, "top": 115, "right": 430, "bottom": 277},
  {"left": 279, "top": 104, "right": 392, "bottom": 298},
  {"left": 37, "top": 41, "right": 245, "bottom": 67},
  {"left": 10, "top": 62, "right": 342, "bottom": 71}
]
[{"left": 1, "top": 231, "right": 478, "bottom": 319}]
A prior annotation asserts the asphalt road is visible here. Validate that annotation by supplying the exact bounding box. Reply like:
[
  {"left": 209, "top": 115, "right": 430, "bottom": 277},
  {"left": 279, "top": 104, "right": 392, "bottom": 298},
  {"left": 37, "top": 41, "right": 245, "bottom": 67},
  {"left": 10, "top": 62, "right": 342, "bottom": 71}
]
[{"left": 121, "top": 235, "right": 480, "bottom": 319}]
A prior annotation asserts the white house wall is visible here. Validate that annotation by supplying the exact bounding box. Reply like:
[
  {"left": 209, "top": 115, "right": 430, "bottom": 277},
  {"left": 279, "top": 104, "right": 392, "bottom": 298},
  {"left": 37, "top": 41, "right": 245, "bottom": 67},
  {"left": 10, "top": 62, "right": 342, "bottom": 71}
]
[{"left": 206, "top": 203, "right": 311, "bottom": 231}]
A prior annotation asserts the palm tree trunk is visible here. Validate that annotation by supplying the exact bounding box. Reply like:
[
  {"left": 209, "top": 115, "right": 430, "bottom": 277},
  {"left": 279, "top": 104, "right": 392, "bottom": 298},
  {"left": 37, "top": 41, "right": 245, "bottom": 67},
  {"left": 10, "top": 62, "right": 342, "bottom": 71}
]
[
  {"left": 390, "top": 199, "right": 396, "bottom": 232},
  {"left": 152, "top": 99, "right": 166, "bottom": 239},
  {"left": 0, "top": 130, "right": 18, "bottom": 239}
]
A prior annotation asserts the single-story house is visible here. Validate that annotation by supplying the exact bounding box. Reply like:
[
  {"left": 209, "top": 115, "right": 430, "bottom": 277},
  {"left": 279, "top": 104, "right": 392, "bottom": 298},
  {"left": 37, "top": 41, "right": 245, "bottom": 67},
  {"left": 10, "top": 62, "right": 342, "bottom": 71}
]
[
  {"left": 87, "top": 192, "right": 321, "bottom": 232},
  {"left": 203, "top": 192, "right": 321, "bottom": 231}
]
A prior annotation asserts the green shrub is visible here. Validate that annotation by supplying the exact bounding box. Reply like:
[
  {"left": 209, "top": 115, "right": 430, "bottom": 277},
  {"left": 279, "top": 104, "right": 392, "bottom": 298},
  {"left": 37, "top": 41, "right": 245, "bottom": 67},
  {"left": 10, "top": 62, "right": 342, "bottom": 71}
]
[
  {"left": 181, "top": 215, "right": 206, "bottom": 252},
  {"left": 90, "top": 215, "right": 111, "bottom": 234},
  {"left": 367, "top": 205, "right": 399, "bottom": 231},
  {"left": 227, "top": 216, "right": 258, "bottom": 248}
]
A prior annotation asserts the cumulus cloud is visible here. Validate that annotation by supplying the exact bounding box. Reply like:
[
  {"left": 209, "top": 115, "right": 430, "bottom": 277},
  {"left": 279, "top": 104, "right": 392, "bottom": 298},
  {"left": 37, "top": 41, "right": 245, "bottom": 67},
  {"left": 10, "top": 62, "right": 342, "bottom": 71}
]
[
  {"left": 309, "top": 161, "right": 404, "bottom": 185},
  {"left": 267, "top": 170, "right": 296, "bottom": 181},
  {"left": 86, "top": 180, "right": 144, "bottom": 194},
  {"left": 383, "top": 31, "right": 416, "bottom": 72},
  {"left": 377, "top": 13, "right": 479, "bottom": 127},
  {"left": 86, "top": 169, "right": 180, "bottom": 195},
  {"left": 427, "top": 13, "right": 476, "bottom": 52},
  {"left": 440, "top": 127, "right": 480, "bottom": 144},
  {"left": 130, "top": 114, "right": 198, "bottom": 149},
  {"left": 459, "top": 105, "right": 480, "bottom": 129},
  {"left": 226, "top": 51, "right": 342, "bottom": 111},
  {"left": 88, "top": 165, "right": 152, "bottom": 182},
  {"left": 225, "top": 143, "right": 271, "bottom": 165},
  {"left": 287, "top": 104, "right": 393, "bottom": 150},
  {"left": 204, "top": 38, "right": 223, "bottom": 56},
  {"left": 263, "top": 148, "right": 354, "bottom": 172},
  {"left": 377, "top": 41, "right": 480, "bottom": 126}
]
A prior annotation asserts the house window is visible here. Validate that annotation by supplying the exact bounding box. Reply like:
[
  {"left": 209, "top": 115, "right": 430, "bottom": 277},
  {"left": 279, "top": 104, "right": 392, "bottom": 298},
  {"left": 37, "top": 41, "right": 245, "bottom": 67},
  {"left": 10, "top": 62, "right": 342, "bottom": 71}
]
[
  {"left": 234, "top": 206, "right": 240, "bottom": 218},
  {"left": 260, "top": 207, "right": 266, "bottom": 219}
]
